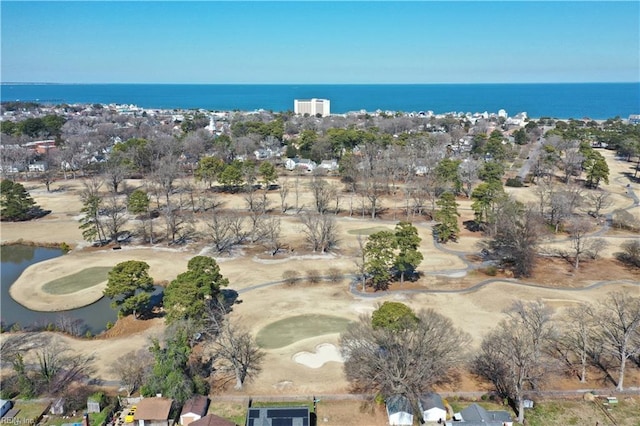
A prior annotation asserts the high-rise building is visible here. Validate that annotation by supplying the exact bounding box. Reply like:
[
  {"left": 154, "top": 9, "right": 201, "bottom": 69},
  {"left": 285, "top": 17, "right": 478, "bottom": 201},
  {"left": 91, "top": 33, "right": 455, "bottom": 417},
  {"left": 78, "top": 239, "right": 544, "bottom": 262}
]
[{"left": 294, "top": 98, "right": 330, "bottom": 117}]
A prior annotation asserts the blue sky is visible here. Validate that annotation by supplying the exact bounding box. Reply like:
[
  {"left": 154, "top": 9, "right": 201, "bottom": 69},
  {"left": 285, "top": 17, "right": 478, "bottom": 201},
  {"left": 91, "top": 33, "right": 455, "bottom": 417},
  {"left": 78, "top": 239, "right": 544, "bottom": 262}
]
[{"left": 1, "top": 1, "right": 638, "bottom": 84}]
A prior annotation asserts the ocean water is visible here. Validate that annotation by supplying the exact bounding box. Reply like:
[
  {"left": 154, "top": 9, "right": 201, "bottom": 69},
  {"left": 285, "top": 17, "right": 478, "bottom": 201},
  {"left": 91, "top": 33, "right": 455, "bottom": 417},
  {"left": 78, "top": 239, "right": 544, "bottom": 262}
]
[{"left": 1, "top": 83, "right": 638, "bottom": 119}]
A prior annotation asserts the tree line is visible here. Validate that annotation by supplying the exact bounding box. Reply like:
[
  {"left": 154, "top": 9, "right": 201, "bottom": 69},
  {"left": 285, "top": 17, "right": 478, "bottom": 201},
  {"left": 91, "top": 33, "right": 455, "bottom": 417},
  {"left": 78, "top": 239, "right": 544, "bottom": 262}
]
[{"left": 341, "top": 294, "right": 640, "bottom": 424}]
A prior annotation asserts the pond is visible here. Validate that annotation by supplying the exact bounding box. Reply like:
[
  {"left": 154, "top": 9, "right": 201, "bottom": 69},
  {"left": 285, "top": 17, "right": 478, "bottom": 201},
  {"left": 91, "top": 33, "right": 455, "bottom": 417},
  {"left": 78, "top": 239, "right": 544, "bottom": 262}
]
[{"left": 1, "top": 245, "right": 162, "bottom": 335}]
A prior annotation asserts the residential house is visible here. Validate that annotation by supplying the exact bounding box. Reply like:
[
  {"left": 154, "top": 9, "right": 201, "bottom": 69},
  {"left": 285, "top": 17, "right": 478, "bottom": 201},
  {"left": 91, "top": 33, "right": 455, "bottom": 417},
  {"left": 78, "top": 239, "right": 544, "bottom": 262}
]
[
  {"left": 180, "top": 396, "right": 210, "bottom": 426},
  {"left": 254, "top": 149, "right": 270, "bottom": 160},
  {"left": 385, "top": 395, "right": 413, "bottom": 426},
  {"left": 28, "top": 161, "right": 47, "bottom": 172},
  {"left": 133, "top": 397, "right": 173, "bottom": 426},
  {"left": 284, "top": 157, "right": 316, "bottom": 172},
  {"left": 245, "top": 406, "right": 309, "bottom": 426},
  {"left": 190, "top": 414, "right": 236, "bottom": 426},
  {"left": 458, "top": 403, "right": 513, "bottom": 426},
  {"left": 418, "top": 392, "right": 447, "bottom": 423},
  {"left": 318, "top": 159, "right": 339, "bottom": 172}
]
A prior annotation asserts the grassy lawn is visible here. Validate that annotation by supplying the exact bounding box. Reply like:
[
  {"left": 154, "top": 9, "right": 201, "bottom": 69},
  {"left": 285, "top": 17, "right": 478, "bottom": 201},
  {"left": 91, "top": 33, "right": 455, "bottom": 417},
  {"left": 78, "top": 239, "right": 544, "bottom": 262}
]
[
  {"left": 10, "top": 400, "right": 50, "bottom": 423},
  {"left": 42, "top": 266, "right": 112, "bottom": 294},
  {"left": 208, "top": 402, "right": 246, "bottom": 426},
  {"left": 41, "top": 407, "right": 113, "bottom": 426},
  {"left": 255, "top": 314, "right": 354, "bottom": 349},
  {"left": 524, "top": 398, "right": 640, "bottom": 426},
  {"left": 347, "top": 226, "right": 393, "bottom": 236}
]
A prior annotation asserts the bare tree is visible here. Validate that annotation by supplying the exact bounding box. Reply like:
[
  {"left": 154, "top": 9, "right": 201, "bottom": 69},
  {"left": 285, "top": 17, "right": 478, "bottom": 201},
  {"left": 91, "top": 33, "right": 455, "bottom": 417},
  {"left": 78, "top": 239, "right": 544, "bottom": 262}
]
[
  {"left": 207, "top": 213, "right": 237, "bottom": 253},
  {"left": 586, "top": 190, "right": 613, "bottom": 218},
  {"left": 260, "top": 216, "right": 284, "bottom": 256},
  {"left": 340, "top": 308, "right": 470, "bottom": 401},
  {"left": 353, "top": 235, "right": 367, "bottom": 291},
  {"left": 459, "top": 158, "right": 480, "bottom": 198},
  {"left": 486, "top": 198, "right": 544, "bottom": 277},
  {"left": 103, "top": 154, "right": 129, "bottom": 194},
  {"left": 595, "top": 291, "right": 640, "bottom": 391},
  {"left": 310, "top": 177, "right": 334, "bottom": 214},
  {"left": 163, "top": 201, "right": 193, "bottom": 245},
  {"left": 152, "top": 156, "right": 181, "bottom": 205},
  {"left": 548, "top": 188, "right": 582, "bottom": 233},
  {"left": 210, "top": 318, "right": 265, "bottom": 390},
  {"left": 566, "top": 216, "right": 594, "bottom": 270},
  {"left": 300, "top": 213, "right": 338, "bottom": 252},
  {"left": 561, "top": 146, "right": 584, "bottom": 183},
  {"left": 277, "top": 178, "right": 290, "bottom": 213},
  {"left": 103, "top": 192, "right": 128, "bottom": 240},
  {"left": 34, "top": 344, "right": 95, "bottom": 395},
  {"left": 555, "top": 303, "right": 595, "bottom": 382},
  {"left": 473, "top": 300, "right": 556, "bottom": 423},
  {"left": 110, "top": 349, "right": 153, "bottom": 396}
]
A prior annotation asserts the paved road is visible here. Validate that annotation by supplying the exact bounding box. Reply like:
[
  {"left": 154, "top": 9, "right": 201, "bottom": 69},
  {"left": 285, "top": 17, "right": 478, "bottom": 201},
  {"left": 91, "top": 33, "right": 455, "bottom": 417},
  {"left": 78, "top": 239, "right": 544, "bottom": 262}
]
[{"left": 518, "top": 136, "right": 544, "bottom": 180}]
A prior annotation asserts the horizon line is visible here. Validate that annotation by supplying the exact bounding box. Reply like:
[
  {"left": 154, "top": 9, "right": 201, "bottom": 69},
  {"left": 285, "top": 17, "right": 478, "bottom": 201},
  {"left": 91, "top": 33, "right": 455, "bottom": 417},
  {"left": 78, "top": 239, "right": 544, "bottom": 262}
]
[{"left": 2, "top": 81, "right": 639, "bottom": 86}]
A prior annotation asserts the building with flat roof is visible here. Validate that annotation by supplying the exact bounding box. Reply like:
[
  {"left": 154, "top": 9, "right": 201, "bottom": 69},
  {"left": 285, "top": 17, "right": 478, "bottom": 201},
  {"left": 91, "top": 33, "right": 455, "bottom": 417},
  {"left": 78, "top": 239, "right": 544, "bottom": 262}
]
[{"left": 294, "top": 98, "right": 330, "bottom": 117}]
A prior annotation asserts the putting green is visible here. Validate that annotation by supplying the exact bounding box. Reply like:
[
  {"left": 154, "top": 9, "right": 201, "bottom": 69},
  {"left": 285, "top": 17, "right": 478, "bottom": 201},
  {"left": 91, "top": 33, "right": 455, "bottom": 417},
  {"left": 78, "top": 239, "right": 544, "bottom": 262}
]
[
  {"left": 347, "top": 226, "right": 392, "bottom": 236},
  {"left": 41, "top": 266, "right": 112, "bottom": 295},
  {"left": 256, "top": 314, "right": 354, "bottom": 349}
]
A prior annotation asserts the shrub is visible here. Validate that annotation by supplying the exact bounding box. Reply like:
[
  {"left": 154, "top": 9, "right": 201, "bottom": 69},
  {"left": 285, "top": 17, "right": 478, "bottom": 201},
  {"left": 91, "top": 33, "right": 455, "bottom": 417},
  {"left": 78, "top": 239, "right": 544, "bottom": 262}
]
[
  {"left": 327, "top": 267, "right": 343, "bottom": 283},
  {"left": 307, "top": 269, "right": 322, "bottom": 284},
  {"left": 616, "top": 239, "right": 640, "bottom": 268},
  {"left": 612, "top": 209, "right": 640, "bottom": 232},
  {"left": 282, "top": 270, "right": 299, "bottom": 286},
  {"left": 106, "top": 321, "right": 113, "bottom": 330},
  {"left": 484, "top": 265, "right": 498, "bottom": 276},
  {"left": 505, "top": 177, "right": 524, "bottom": 187},
  {"left": 59, "top": 242, "right": 71, "bottom": 253}
]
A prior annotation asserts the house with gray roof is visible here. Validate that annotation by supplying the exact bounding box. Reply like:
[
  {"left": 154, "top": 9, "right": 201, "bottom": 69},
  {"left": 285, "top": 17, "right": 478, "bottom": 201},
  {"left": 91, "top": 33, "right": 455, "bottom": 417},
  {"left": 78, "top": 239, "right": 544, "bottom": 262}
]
[
  {"left": 418, "top": 392, "right": 447, "bottom": 423},
  {"left": 458, "top": 403, "right": 513, "bottom": 426},
  {"left": 385, "top": 395, "right": 413, "bottom": 426}
]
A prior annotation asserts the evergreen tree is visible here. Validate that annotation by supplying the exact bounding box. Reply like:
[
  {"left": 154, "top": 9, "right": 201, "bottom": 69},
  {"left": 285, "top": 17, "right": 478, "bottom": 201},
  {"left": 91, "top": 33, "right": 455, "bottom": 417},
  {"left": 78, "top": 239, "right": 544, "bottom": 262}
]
[
  {"left": 364, "top": 231, "right": 397, "bottom": 290},
  {"left": 0, "top": 179, "right": 37, "bottom": 221},
  {"left": 104, "top": 260, "right": 155, "bottom": 318},
  {"left": 434, "top": 192, "right": 460, "bottom": 243},
  {"left": 471, "top": 181, "right": 505, "bottom": 224},
  {"left": 258, "top": 161, "right": 278, "bottom": 187},
  {"left": 79, "top": 193, "right": 105, "bottom": 242},
  {"left": 584, "top": 150, "right": 610, "bottom": 188},
  {"left": 393, "top": 221, "right": 423, "bottom": 283},
  {"left": 163, "top": 256, "right": 229, "bottom": 325}
]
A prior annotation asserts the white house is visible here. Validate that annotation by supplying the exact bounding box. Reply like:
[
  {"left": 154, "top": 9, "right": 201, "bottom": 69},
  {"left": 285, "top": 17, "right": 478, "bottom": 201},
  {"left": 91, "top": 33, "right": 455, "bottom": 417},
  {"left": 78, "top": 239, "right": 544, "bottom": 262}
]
[
  {"left": 419, "top": 392, "right": 447, "bottom": 423},
  {"left": 318, "top": 159, "right": 339, "bottom": 171},
  {"left": 385, "top": 395, "right": 413, "bottom": 426},
  {"left": 28, "top": 161, "right": 47, "bottom": 172},
  {"left": 284, "top": 157, "right": 316, "bottom": 172}
]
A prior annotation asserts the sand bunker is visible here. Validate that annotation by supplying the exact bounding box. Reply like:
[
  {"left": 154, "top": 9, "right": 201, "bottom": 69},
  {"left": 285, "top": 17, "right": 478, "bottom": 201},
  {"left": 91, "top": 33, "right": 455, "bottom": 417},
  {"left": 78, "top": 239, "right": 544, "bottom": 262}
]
[{"left": 293, "top": 343, "right": 344, "bottom": 368}]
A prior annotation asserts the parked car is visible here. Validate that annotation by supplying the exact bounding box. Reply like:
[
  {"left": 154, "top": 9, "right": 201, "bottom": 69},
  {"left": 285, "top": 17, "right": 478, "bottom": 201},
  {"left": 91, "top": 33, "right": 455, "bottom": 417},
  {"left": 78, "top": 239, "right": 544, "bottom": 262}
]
[{"left": 124, "top": 406, "right": 137, "bottom": 423}]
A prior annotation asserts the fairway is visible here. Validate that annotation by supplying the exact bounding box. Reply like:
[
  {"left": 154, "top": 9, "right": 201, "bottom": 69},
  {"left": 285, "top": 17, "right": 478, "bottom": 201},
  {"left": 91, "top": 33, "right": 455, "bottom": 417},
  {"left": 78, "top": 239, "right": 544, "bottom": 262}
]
[
  {"left": 42, "top": 266, "right": 112, "bottom": 295},
  {"left": 347, "top": 226, "right": 392, "bottom": 236},
  {"left": 256, "top": 314, "right": 354, "bottom": 349}
]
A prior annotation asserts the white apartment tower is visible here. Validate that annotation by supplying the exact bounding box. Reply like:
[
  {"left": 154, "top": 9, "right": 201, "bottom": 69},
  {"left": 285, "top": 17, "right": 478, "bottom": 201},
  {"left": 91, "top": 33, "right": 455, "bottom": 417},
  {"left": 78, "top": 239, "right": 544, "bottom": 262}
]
[{"left": 294, "top": 98, "right": 330, "bottom": 117}]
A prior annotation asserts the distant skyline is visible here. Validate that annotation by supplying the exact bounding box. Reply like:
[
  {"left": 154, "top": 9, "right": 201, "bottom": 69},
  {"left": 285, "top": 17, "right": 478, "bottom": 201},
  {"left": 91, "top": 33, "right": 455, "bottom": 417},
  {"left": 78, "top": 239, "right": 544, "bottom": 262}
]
[{"left": 1, "top": 1, "right": 638, "bottom": 84}]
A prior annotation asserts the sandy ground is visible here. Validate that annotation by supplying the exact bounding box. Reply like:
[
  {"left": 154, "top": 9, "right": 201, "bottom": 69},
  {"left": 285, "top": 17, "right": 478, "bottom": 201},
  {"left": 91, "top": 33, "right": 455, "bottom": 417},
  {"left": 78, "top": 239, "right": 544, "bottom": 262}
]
[{"left": 1, "top": 150, "right": 639, "bottom": 394}]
